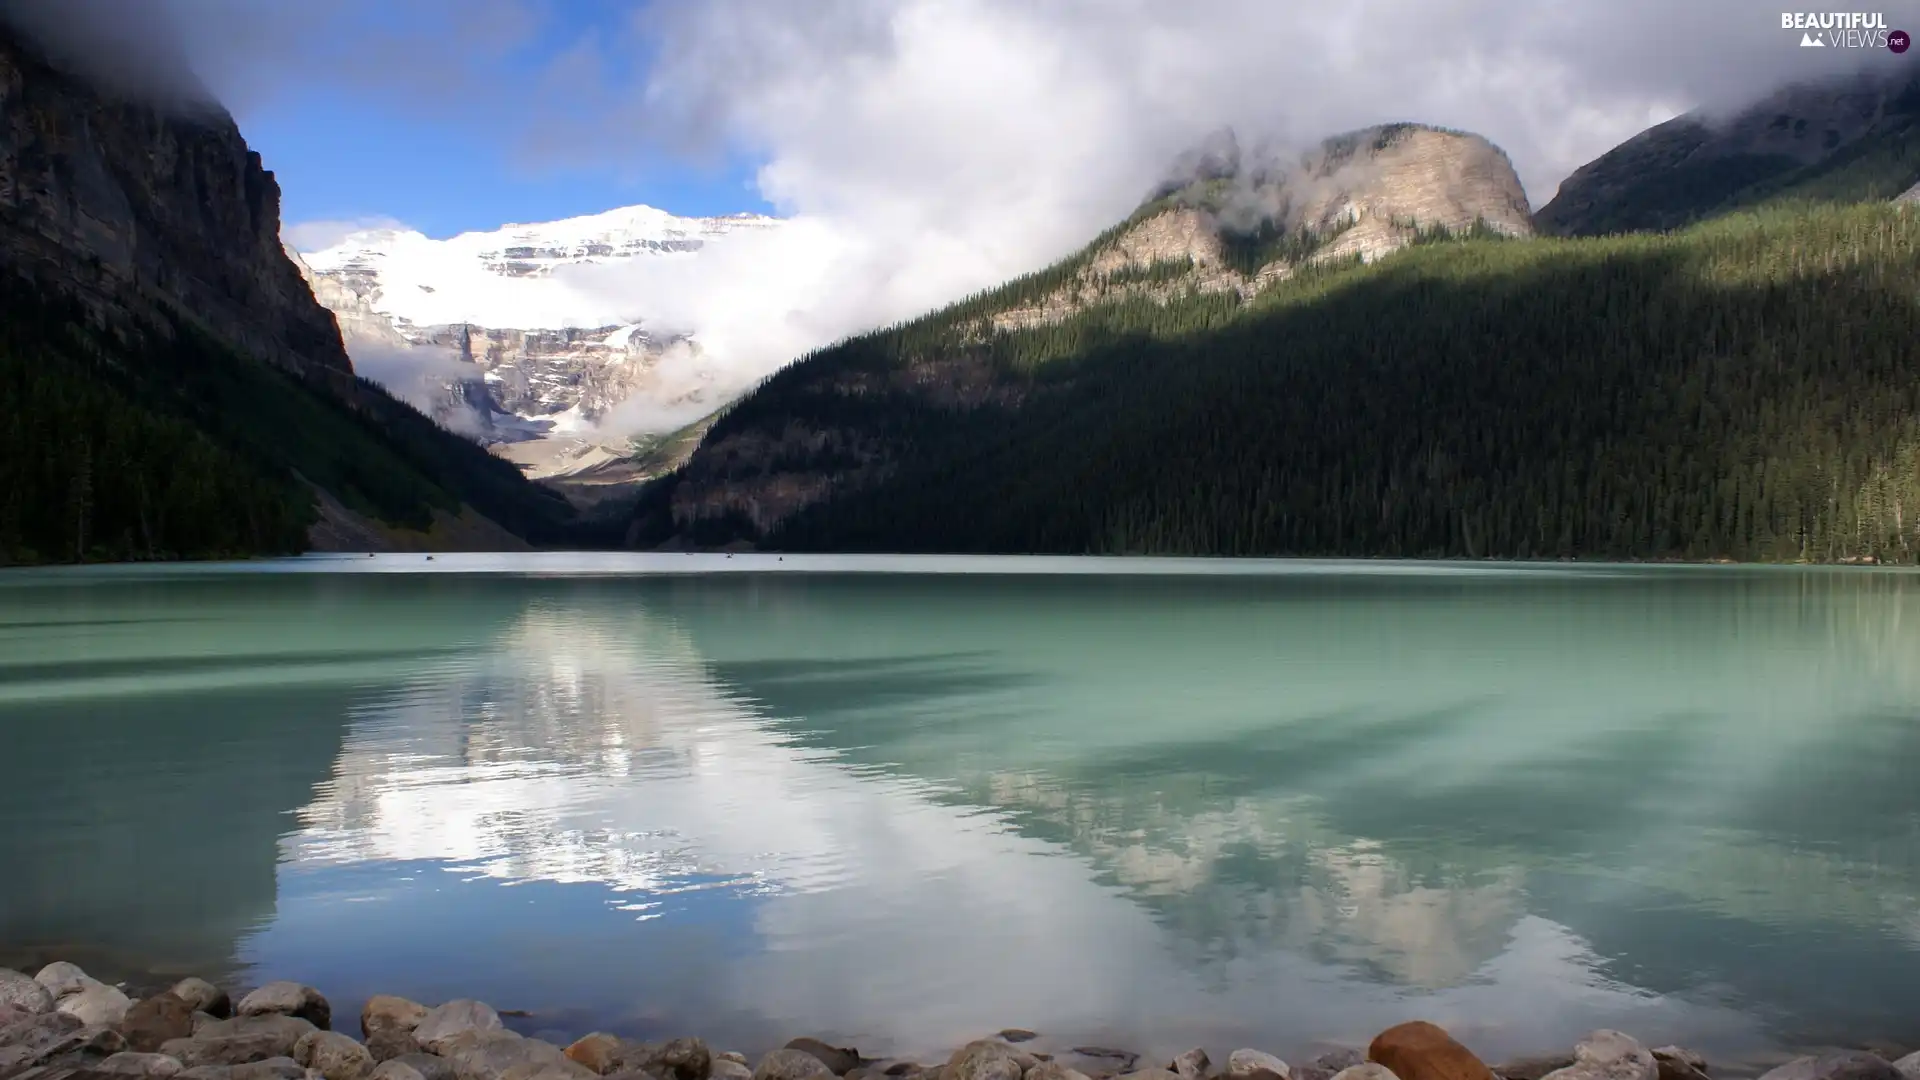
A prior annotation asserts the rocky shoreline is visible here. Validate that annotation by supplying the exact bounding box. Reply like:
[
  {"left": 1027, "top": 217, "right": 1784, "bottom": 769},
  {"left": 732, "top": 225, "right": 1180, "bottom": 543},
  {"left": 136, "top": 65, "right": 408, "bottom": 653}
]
[{"left": 2, "top": 963, "right": 1917, "bottom": 1080}]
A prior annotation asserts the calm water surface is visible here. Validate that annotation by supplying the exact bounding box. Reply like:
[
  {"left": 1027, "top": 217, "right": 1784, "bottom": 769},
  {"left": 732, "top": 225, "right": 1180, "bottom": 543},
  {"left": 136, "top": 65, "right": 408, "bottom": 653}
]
[{"left": 3, "top": 554, "right": 1920, "bottom": 1065}]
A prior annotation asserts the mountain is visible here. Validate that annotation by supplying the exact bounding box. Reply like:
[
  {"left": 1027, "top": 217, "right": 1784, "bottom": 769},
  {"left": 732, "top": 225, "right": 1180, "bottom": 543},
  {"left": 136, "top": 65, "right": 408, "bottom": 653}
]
[
  {"left": 1536, "top": 69, "right": 1920, "bottom": 236},
  {"left": 628, "top": 116, "right": 1920, "bottom": 564},
  {"left": 0, "top": 19, "right": 575, "bottom": 563},
  {"left": 295, "top": 207, "right": 782, "bottom": 471}
]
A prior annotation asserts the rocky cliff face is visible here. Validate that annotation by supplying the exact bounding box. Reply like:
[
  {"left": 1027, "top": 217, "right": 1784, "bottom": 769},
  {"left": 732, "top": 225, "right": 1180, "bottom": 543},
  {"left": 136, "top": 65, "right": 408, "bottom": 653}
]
[
  {"left": 0, "top": 28, "right": 350, "bottom": 381},
  {"left": 991, "top": 124, "right": 1533, "bottom": 332},
  {"left": 1536, "top": 70, "right": 1920, "bottom": 236}
]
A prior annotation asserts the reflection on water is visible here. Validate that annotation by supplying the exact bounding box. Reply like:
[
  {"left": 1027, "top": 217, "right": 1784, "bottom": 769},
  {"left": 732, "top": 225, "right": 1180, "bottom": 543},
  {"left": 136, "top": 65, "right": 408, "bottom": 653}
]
[{"left": 3, "top": 557, "right": 1920, "bottom": 1064}]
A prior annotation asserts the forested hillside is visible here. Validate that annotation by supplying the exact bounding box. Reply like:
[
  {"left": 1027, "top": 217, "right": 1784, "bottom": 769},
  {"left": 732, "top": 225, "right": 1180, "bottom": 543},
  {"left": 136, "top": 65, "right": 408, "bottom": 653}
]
[
  {"left": 0, "top": 277, "right": 574, "bottom": 565},
  {"left": 636, "top": 201, "right": 1920, "bottom": 563}
]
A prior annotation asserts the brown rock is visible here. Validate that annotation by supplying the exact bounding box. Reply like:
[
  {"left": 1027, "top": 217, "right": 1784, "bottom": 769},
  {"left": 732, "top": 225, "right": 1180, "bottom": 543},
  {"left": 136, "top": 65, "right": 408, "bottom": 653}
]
[
  {"left": 566, "top": 1035, "right": 625, "bottom": 1076},
  {"left": 163, "top": 1014, "right": 320, "bottom": 1066},
  {"left": 295, "top": 1030, "right": 376, "bottom": 1080},
  {"left": 1227, "top": 1053, "right": 1291, "bottom": 1080},
  {"left": 361, "top": 998, "right": 429, "bottom": 1040},
  {"left": 949, "top": 1042, "right": 1031, "bottom": 1080},
  {"left": 0, "top": 1009, "right": 89, "bottom": 1072},
  {"left": 371, "top": 1055, "right": 457, "bottom": 1080},
  {"left": 1029, "top": 1066, "right": 1093, "bottom": 1080},
  {"left": 712, "top": 1062, "right": 753, "bottom": 1080},
  {"left": 367, "top": 1029, "right": 423, "bottom": 1064},
  {"left": 413, "top": 1002, "right": 504, "bottom": 1055},
  {"left": 123, "top": 993, "right": 199, "bottom": 1053},
  {"left": 998, "top": 1033, "right": 1038, "bottom": 1046},
  {"left": 1368, "top": 1023, "right": 1494, "bottom": 1080},
  {"left": 789, "top": 1039, "right": 862, "bottom": 1077},
  {"left": 657, "top": 1038, "right": 713, "bottom": 1080},
  {"left": 1169, "top": 1051, "right": 1210, "bottom": 1080},
  {"left": 172, "top": 981, "right": 233, "bottom": 1020}
]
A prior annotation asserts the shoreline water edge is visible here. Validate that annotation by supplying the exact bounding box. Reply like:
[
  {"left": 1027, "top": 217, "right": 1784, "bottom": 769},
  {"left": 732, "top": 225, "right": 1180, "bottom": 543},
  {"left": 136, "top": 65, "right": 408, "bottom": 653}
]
[{"left": 2, "top": 964, "right": 1917, "bottom": 1080}]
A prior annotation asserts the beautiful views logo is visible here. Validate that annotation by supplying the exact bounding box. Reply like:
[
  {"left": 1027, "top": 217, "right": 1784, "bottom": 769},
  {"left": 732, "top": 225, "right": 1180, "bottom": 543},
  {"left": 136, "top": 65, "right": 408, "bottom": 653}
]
[{"left": 1781, "top": 11, "right": 1909, "bottom": 48}]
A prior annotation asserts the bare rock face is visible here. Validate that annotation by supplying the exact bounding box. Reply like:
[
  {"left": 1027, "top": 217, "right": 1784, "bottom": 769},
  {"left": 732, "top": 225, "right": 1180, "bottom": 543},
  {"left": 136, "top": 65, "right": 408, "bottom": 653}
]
[{"left": 0, "top": 28, "right": 353, "bottom": 382}]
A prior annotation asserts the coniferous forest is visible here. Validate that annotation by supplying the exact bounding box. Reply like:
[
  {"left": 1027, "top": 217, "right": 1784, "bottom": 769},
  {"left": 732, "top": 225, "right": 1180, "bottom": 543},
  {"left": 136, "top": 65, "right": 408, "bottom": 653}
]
[
  {"left": 639, "top": 202, "right": 1920, "bottom": 563},
  {"left": 0, "top": 276, "right": 574, "bottom": 565}
]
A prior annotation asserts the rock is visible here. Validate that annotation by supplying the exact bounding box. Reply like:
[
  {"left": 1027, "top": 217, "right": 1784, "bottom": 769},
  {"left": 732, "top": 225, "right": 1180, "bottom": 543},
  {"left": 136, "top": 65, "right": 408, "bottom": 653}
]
[
  {"left": 1892, "top": 1055, "right": 1920, "bottom": 1080},
  {"left": 787, "top": 1040, "right": 861, "bottom": 1077},
  {"left": 949, "top": 1042, "right": 1034, "bottom": 1080},
  {"left": 1169, "top": 1051, "right": 1210, "bottom": 1080},
  {"left": 1541, "top": 1034, "right": 1658, "bottom": 1080},
  {"left": 412, "top": 1001, "right": 504, "bottom": 1055},
  {"left": 0, "top": 1009, "right": 88, "bottom": 1071},
  {"left": 998, "top": 1033, "right": 1037, "bottom": 1046},
  {"left": 719, "top": 1056, "right": 749, "bottom": 1068},
  {"left": 714, "top": 1063, "right": 755, "bottom": 1080},
  {"left": 1755, "top": 1055, "right": 1901, "bottom": 1080},
  {"left": 85, "top": 1026, "right": 135, "bottom": 1057},
  {"left": 759, "top": 1049, "right": 839, "bottom": 1080},
  {"left": 164, "top": 1015, "right": 321, "bottom": 1066},
  {"left": 238, "top": 984, "right": 332, "bottom": 1031},
  {"left": 1369, "top": 1024, "right": 1493, "bottom": 1080},
  {"left": 62, "top": 981, "right": 136, "bottom": 1026},
  {"left": 100, "top": 1051, "right": 189, "bottom": 1077},
  {"left": 36, "top": 962, "right": 94, "bottom": 1000},
  {"left": 0, "top": 968, "right": 56, "bottom": 1015},
  {"left": 1029, "top": 1066, "right": 1094, "bottom": 1080},
  {"left": 361, "top": 998, "right": 430, "bottom": 1039},
  {"left": 371, "top": 1055, "right": 459, "bottom": 1080},
  {"left": 179, "top": 1067, "right": 237, "bottom": 1080},
  {"left": 231, "top": 1057, "right": 316, "bottom": 1080},
  {"left": 1229, "top": 1052, "right": 1292, "bottom": 1080},
  {"left": 296, "top": 1030, "right": 377, "bottom": 1080},
  {"left": 173, "top": 980, "right": 234, "bottom": 1020},
  {"left": 496, "top": 1063, "right": 595, "bottom": 1080},
  {"left": 1318, "top": 1056, "right": 1368, "bottom": 1076},
  {"left": 367, "top": 1029, "right": 424, "bottom": 1064},
  {"left": 124, "top": 993, "right": 199, "bottom": 1052},
  {"left": 1496, "top": 1059, "right": 1576, "bottom": 1080},
  {"left": 1651, "top": 1055, "right": 1707, "bottom": 1080},
  {"left": 1333, "top": 1067, "right": 1400, "bottom": 1080},
  {"left": 437, "top": 1029, "right": 579, "bottom": 1080},
  {"left": 564, "top": 1035, "right": 624, "bottom": 1076},
  {"left": 1114, "top": 1070, "right": 1182, "bottom": 1080},
  {"left": 657, "top": 1038, "right": 713, "bottom": 1080},
  {"left": 195, "top": 1013, "right": 223, "bottom": 1034}
]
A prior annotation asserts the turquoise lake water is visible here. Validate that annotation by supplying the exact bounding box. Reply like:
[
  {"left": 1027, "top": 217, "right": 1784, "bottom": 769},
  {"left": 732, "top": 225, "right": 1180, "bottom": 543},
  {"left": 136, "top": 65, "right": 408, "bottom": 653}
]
[{"left": 2, "top": 554, "right": 1919, "bottom": 1067}]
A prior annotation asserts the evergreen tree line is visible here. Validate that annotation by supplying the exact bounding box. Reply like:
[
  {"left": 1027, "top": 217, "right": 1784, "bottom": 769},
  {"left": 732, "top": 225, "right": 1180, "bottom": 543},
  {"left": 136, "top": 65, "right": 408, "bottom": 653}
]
[
  {"left": 0, "top": 275, "right": 575, "bottom": 565},
  {"left": 646, "top": 203, "right": 1920, "bottom": 563}
]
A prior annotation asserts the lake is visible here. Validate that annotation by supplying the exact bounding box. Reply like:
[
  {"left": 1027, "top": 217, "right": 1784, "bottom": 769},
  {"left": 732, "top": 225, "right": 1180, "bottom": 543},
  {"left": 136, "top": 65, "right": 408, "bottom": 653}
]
[{"left": 3, "top": 554, "right": 1919, "bottom": 1069}]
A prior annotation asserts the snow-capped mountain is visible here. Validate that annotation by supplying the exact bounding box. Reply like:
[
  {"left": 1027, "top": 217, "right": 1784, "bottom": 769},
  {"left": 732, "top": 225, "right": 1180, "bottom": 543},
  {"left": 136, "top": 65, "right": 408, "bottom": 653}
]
[{"left": 293, "top": 205, "right": 782, "bottom": 473}]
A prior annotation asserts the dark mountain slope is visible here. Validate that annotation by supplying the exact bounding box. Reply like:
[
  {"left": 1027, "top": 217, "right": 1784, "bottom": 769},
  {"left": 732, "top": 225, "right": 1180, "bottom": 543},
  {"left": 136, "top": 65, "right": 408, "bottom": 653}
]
[
  {"left": 635, "top": 199, "right": 1920, "bottom": 563},
  {"left": 0, "top": 21, "right": 574, "bottom": 564},
  {"left": 1536, "top": 70, "right": 1920, "bottom": 236}
]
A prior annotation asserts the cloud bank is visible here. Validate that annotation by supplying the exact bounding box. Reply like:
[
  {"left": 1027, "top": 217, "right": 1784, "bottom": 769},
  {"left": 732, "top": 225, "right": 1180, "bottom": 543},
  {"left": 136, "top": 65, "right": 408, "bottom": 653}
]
[{"left": 7, "top": 0, "right": 1907, "bottom": 433}]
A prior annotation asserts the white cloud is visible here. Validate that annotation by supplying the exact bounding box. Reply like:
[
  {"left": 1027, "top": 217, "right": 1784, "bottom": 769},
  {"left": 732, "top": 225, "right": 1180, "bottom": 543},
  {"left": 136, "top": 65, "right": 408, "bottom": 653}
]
[{"left": 283, "top": 217, "right": 411, "bottom": 253}]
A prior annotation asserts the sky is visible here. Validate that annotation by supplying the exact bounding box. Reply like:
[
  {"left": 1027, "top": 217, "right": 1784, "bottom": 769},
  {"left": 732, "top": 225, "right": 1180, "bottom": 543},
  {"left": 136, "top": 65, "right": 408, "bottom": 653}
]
[{"left": 1, "top": 0, "right": 1909, "bottom": 432}]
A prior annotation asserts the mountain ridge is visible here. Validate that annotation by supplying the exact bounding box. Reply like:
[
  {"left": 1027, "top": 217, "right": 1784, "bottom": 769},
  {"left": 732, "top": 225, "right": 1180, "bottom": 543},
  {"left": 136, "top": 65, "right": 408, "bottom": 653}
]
[{"left": 0, "top": 17, "right": 575, "bottom": 563}]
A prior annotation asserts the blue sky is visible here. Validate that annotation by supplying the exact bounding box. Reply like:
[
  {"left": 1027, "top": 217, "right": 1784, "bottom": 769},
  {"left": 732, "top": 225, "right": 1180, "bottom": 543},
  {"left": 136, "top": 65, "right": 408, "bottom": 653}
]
[{"left": 230, "top": 0, "right": 776, "bottom": 240}]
